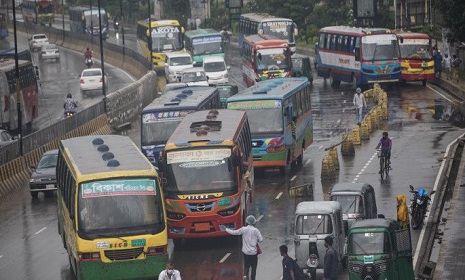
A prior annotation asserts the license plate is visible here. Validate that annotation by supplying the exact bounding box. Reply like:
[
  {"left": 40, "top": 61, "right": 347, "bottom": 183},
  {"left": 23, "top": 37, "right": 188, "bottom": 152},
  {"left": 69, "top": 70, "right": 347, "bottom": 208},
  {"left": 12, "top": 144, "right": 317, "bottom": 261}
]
[
  {"left": 89, "top": 79, "right": 95, "bottom": 82},
  {"left": 131, "top": 239, "right": 146, "bottom": 247},
  {"left": 194, "top": 223, "right": 210, "bottom": 232},
  {"left": 46, "top": 184, "right": 55, "bottom": 189}
]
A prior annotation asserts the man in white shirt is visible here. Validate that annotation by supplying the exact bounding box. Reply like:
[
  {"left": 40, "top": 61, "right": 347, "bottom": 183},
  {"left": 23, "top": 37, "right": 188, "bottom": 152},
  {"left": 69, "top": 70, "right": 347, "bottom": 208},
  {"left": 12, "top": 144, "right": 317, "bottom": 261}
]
[
  {"left": 353, "top": 87, "right": 367, "bottom": 125},
  {"left": 158, "top": 262, "right": 182, "bottom": 280},
  {"left": 222, "top": 215, "right": 263, "bottom": 280}
]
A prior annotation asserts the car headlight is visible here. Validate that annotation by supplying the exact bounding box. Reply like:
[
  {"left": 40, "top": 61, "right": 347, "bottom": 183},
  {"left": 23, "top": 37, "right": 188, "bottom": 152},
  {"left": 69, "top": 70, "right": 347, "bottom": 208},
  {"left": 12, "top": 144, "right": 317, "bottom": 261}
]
[
  {"left": 223, "top": 73, "right": 229, "bottom": 78},
  {"left": 30, "top": 178, "right": 40, "bottom": 183}
]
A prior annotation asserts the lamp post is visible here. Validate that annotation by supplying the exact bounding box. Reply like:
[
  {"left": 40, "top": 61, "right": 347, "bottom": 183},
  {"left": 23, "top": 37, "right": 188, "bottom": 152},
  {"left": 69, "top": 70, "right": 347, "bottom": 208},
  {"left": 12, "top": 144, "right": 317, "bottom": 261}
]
[
  {"left": 119, "top": 0, "right": 125, "bottom": 55},
  {"left": 11, "top": 0, "right": 22, "bottom": 155},
  {"left": 62, "top": 0, "right": 65, "bottom": 40},
  {"left": 90, "top": 0, "right": 93, "bottom": 46},
  {"left": 148, "top": 0, "right": 152, "bottom": 69},
  {"left": 97, "top": 0, "right": 106, "bottom": 111}
]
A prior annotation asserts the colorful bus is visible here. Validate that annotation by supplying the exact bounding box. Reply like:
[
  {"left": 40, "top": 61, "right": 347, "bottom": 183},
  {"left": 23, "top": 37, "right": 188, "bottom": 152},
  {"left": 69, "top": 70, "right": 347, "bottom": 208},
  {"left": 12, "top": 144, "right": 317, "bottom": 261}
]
[
  {"left": 22, "top": 0, "right": 54, "bottom": 26},
  {"left": 136, "top": 18, "right": 184, "bottom": 68},
  {"left": 160, "top": 109, "right": 254, "bottom": 242},
  {"left": 57, "top": 135, "right": 168, "bottom": 280},
  {"left": 395, "top": 31, "right": 434, "bottom": 86},
  {"left": 141, "top": 86, "right": 221, "bottom": 168},
  {"left": 241, "top": 34, "right": 293, "bottom": 87},
  {"left": 316, "top": 26, "right": 401, "bottom": 88},
  {"left": 0, "top": 10, "right": 8, "bottom": 38},
  {"left": 0, "top": 59, "right": 38, "bottom": 131},
  {"left": 184, "top": 28, "right": 224, "bottom": 66},
  {"left": 227, "top": 77, "right": 313, "bottom": 174},
  {"left": 68, "top": 6, "right": 109, "bottom": 40},
  {"left": 239, "top": 13, "right": 298, "bottom": 53}
]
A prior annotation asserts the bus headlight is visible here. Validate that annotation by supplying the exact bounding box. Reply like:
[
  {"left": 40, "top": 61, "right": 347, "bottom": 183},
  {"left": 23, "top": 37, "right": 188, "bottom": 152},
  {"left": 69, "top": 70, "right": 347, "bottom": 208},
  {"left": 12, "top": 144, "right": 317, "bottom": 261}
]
[
  {"left": 146, "top": 245, "right": 167, "bottom": 256},
  {"left": 218, "top": 205, "right": 239, "bottom": 216},
  {"left": 167, "top": 211, "right": 186, "bottom": 220},
  {"left": 266, "top": 145, "right": 286, "bottom": 153}
]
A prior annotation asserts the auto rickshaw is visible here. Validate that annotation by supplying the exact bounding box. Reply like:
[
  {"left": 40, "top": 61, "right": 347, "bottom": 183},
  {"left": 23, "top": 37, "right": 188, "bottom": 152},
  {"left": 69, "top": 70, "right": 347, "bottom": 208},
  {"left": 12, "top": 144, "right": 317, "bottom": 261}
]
[
  {"left": 216, "top": 84, "right": 238, "bottom": 108},
  {"left": 294, "top": 201, "right": 346, "bottom": 280},
  {"left": 291, "top": 53, "right": 313, "bottom": 84},
  {"left": 347, "top": 218, "right": 415, "bottom": 280},
  {"left": 329, "top": 183, "right": 378, "bottom": 232}
]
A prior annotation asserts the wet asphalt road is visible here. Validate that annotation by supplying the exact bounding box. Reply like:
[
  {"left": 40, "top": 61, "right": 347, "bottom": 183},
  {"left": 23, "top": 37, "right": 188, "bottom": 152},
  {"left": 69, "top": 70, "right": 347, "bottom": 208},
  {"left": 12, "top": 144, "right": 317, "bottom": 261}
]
[{"left": 0, "top": 21, "right": 463, "bottom": 280}]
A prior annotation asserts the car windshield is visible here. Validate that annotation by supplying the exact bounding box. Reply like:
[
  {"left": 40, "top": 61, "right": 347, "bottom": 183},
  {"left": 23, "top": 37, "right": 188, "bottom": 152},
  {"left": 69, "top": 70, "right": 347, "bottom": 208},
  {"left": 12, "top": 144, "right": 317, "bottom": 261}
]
[
  {"left": 399, "top": 42, "right": 432, "bottom": 60},
  {"left": 170, "top": 56, "right": 192, "bottom": 66},
  {"left": 256, "top": 48, "right": 290, "bottom": 71},
  {"left": 349, "top": 232, "right": 390, "bottom": 255},
  {"left": 295, "top": 214, "right": 332, "bottom": 235},
  {"left": 204, "top": 61, "right": 226, "bottom": 72},
  {"left": 151, "top": 26, "right": 183, "bottom": 52},
  {"left": 332, "top": 195, "right": 364, "bottom": 214},
  {"left": 83, "top": 70, "right": 101, "bottom": 77},
  {"left": 42, "top": 44, "right": 57, "bottom": 50},
  {"left": 182, "top": 71, "right": 207, "bottom": 83},
  {"left": 37, "top": 153, "right": 58, "bottom": 169},
  {"left": 34, "top": 35, "right": 47, "bottom": 40},
  {"left": 165, "top": 148, "right": 237, "bottom": 193},
  {"left": 362, "top": 34, "right": 399, "bottom": 61}
]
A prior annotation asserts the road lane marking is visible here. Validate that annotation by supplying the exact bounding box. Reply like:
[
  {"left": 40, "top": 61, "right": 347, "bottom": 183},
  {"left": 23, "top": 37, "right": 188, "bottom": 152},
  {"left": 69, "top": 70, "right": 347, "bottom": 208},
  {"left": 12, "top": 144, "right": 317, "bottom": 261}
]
[
  {"left": 319, "top": 145, "right": 323, "bottom": 149},
  {"left": 0, "top": 255, "right": 3, "bottom": 259},
  {"left": 305, "top": 159, "right": 312, "bottom": 165},
  {"left": 290, "top": 175, "right": 297, "bottom": 181},
  {"left": 427, "top": 85, "right": 453, "bottom": 102},
  {"left": 257, "top": 214, "right": 264, "bottom": 222},
  {"left": 275, "top": 192, "right": 283, "bottom": 200},
  {"left": 219, "top": 253, "right": 231, "bottom": 263},
  {"left": 34, "top": 227, "right": 47, "bottom": 235}
]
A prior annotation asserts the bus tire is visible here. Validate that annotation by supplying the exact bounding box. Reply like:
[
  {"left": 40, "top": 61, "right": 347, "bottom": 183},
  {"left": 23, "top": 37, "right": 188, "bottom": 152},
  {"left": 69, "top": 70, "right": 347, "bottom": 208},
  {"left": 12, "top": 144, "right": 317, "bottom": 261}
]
[{"left": 330, "top": 72, "right": 340, "bottom": 88}]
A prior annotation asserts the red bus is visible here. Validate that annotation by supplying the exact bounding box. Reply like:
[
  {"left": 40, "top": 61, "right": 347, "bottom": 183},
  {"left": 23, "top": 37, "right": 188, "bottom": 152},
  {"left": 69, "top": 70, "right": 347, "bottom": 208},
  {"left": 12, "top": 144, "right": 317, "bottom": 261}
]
[
  {"left": 0, "top": 59, "right": 39, "bottom": 131},
  {"left": 241, "top": 34, "right": 293, "bottom": 87}
]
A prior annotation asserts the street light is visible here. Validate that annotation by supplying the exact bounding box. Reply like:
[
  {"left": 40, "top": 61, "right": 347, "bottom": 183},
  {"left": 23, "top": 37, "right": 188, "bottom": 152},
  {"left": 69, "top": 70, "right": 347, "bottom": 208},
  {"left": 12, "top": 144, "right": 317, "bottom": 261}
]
[
  {"left": 119, "top": 0, "right": 125, "bottom": 55},
  {"left": 147, "top": 0, "right": 152, "bottom": 69},
  {"left": 11, "top": 0, "right": 22, "bottom": 155},
  {"left": 97, "top": 0, "right": 106, "bottom": 111}
]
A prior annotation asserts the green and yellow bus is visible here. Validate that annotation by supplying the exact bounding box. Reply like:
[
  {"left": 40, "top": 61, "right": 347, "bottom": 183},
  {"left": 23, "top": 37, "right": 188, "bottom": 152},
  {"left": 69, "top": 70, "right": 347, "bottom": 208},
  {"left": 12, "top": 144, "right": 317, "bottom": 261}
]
[
  {"left": 136, "top": 18, "right": 185, "bottom": 68},
  {"left": 57, "top": 135, "right": 168, "bottom": 280},
  {"left": 184, "top": 28, "right": 224, "bottom": 66}
]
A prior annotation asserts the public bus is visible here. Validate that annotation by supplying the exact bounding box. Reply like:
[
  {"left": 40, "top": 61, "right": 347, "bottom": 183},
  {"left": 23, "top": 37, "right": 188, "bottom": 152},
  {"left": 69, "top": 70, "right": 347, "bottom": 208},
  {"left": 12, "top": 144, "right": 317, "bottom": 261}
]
[
  {"left": 241, "top": 34, "right": 293, "bottom": 87},
  {"left": 239, "top": 13, "right": 298, "bottom": 53},
  {"left": 184, "top": 28, "right": 224, "bottom": 66},
  {"left": 394, "top": 31, "right": 434, "bottom": 86},
  {"left": 0, "top": 10, "right": 8, "bottom": 38},
  {"left": 316, "top": 26, "right": 401, "bottom": 88},
  {"left": 68, "top": 6, "right": 109, "bottom": 40},
  {"left": 56, "top": 135, "right": 168, "bottom": 280},
  {"left": 160, "top": 109, "right": 254, "bottom": 242},
  {"left": 136, "top": 18, "right": 184, "bottom": 68},
  {"left": 0, "top": 59, "right": 38, "bottom": 131},
  {"left": 21, "top": 0, "right": 54, "bottom": 26},
  {"left": 227, "top": 77, "right": 313, "bottom": 174},
  {"left": 141, "top": 86, "right": 221, "bottom": 168}
]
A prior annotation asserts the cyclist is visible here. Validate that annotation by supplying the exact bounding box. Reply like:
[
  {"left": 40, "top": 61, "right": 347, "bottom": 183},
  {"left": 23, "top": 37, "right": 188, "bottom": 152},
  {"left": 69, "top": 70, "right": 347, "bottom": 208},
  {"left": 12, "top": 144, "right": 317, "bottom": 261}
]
[{"left": 376, "top": 131, "right": 392, "bottom": 173}]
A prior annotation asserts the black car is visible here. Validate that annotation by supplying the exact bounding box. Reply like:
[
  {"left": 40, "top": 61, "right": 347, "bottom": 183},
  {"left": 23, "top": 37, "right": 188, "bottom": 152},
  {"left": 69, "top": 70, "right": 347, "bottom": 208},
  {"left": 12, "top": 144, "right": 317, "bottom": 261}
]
[{"left": 29, "top": 149, "right": 58, "bottom": 198}]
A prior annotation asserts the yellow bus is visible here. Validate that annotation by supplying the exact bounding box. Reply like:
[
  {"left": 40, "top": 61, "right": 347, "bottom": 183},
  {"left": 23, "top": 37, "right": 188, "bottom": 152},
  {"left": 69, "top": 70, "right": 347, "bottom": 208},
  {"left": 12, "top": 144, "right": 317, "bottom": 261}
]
[
  {"left": 136, "top": 18, "right": 185, "bottom": 68},
  {"left": 160, "top": 109, "right": 254, "bottom": 244},
  {"left": 56, "top": 135, "right": 168, "bottom": 280}
]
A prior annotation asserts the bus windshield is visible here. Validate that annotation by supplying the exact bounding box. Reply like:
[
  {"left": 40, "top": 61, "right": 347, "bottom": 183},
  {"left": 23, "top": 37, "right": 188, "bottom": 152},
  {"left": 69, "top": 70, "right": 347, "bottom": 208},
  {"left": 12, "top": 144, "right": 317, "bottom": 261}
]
[
  {"left": 362, "top": 34, "right": 399, "bottom": 61},
  {"left": 228, "top": 100, "right": 283, "bottom": 134},
  {"left": 141, "top": 111, "right": 192, "bottom": 146},
  {"left": 262, "top": 21, "right": 294, "bottom": 43},
  {"left": 78, "top": 178, "right": 163, "bottom": 235},
  {"left": 256, "top": 48, "right": 290, "bottom": 71},
  {"left": 151, "top": 26, "right": 182, "bottom": 52},
  {"left": 399, "top": 40, "right": 432, "bottom": 60},
  {"left": 165, "top": 148, "right": 237, "bottom": 193},
  {"left": 85, "top": 14, "right": 107, "bottom": 27},
  {"left": 38, "top": 4, "right": 53, "bottom": 13},
  {"left": 192, "top": 36, "right": 223, "bottom": 55},
  {"left": 350, "top": 232, "right": 390, "bottom": 255}
]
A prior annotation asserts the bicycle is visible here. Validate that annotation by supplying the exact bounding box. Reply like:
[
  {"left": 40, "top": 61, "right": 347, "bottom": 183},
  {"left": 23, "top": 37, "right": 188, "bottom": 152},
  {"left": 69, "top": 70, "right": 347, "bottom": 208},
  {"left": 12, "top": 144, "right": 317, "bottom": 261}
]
[{"left": 377, "top": 148, "right": 390, "bottom": 180}]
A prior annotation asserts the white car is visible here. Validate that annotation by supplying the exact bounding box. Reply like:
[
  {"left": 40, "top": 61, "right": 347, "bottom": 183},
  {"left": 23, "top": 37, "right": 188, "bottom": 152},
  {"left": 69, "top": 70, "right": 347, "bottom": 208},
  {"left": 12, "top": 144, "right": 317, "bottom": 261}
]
[
  {"left": 39, "top": 43, "right": 60, "bottom": 61},
  {"left": 164, "top": 52, "right": 194, "bottom": 83},
  {"left": 79, "top": 68, "right": 107, "bottom": 97},
  {"left": 203, "top": 56, "right": 230, "bottom": 85},
  {"left": 29, "top": 34, "right": 49, "bottom": 51},
  {"left": 179, "top": 68, "right": 209, "bottom": 87}
]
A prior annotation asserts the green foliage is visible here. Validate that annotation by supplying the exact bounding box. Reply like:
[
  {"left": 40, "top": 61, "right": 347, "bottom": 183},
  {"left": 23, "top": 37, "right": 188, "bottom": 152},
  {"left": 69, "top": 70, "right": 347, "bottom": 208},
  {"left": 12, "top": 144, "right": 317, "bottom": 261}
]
[
  {"left": 436, "top": 0, "right": 465, "bottom": 43},
  {"left": 163, "top": 0, "right": 191, "bottom": 20}
]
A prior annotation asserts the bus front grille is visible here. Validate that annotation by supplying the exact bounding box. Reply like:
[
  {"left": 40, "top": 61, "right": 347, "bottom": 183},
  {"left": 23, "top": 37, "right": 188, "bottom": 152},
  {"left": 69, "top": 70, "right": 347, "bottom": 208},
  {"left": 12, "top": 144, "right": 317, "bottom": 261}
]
[{"left": 104, "top": 247, "right": 144, "bottom": 260}]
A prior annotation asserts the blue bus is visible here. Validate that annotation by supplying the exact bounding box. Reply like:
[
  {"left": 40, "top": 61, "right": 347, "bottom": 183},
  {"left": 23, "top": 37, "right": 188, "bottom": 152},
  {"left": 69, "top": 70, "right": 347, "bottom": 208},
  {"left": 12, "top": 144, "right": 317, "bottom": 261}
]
[
  {"left": 226, "top": 77, "right": 313, "bottom": 174},
  {"left": 316, "top": 26, "right": 401, "bottom": 88},
  {"left": 140, "top": 86, "right": 221, "bottom": 167},
  {"left": 68, "top": 6, "right": 109, "bottom": 40}
]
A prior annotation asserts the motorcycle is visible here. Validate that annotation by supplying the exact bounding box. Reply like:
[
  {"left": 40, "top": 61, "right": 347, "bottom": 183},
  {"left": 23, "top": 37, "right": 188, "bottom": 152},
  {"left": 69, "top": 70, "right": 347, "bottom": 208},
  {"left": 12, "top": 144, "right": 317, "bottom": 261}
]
[
  {"left": 409, "top": 185, "right": 435, "bottom": 229},
  {"left": 221, "top": 29, "right": 232, "bottom": 42},
  {"left": 64, "top": 111, "right": 75, "bottom": 118},
  {"left": 114, "top": 21, "right": 119, "bottom": 32},
  {"left": 85, "top": 57, "right": 93, "bottom": 68}
]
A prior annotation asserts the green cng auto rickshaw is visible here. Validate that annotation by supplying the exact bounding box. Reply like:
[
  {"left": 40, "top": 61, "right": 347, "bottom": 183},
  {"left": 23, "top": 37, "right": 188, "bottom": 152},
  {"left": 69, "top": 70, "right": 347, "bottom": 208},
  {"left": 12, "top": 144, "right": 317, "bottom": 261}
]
[
  {"left": 291, "top": 53, "right": 313, "bottom": 84},
  {"left": 216, "top": 84, "right": 238, "bottom": 108},
  {"left": 347, "top": 218, "right": 415, "bottom": 280}
]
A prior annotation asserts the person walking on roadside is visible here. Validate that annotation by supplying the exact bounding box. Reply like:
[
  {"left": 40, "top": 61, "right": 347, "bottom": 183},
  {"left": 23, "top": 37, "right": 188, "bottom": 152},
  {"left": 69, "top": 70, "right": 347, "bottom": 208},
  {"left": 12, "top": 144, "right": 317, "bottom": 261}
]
[
  {"left": 323, "top": 236, "right": 338, "bottom": 280},
  {"left": 353, "top": 87, "right": 367, "bottom": 125},
  {"left": 222, "top": 215, "right": 263, "bottom": 280},
  {"left": 443, "top": 54, "right": 452, "bottom": 80},
  {"left": 434, "top": 50, "right": 443, "bottom": 79},
  {"left": 280, "top": 245, "right": 296, "bottom": 280},
  {"left": 452, "top": 54, "right": 462, "bottom": 83}
]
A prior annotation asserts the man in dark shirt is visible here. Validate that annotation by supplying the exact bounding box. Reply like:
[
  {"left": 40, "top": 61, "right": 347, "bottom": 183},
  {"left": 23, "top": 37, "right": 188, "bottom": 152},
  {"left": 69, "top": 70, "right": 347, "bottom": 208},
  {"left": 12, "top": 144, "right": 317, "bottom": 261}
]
[
  {"left": 280, "top": 245, "right": 295, "bottom": 280},
  {"left": 323, "top": 236, "right": 338, "bottom": 280}
]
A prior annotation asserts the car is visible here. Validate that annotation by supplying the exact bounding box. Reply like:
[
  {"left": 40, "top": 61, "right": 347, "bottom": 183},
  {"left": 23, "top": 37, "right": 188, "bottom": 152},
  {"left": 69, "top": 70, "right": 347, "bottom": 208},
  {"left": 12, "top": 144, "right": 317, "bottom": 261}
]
[
  {"left": 29, "top": 34, "right": 49, "bottom": 51},
  {"left": 0, "top": 129, "right": 17, "bottom": 148},
  {"left": 203, "top": 56, "right": 230, "bottom": 85},
  {"left": 39, "top": 43, "right": 60, "bottom": 61},
  {"left": 79, "top": 68, "right": 107, "bottom": 97},
  {"left": 179, "top": 68, "right": 209, "bottom": 86},
  {"left": 29, "top": 149, "right": 59, "bottom": 198},
  {"left": 164, "top": 51, "right": 194, "bottom": 83}
]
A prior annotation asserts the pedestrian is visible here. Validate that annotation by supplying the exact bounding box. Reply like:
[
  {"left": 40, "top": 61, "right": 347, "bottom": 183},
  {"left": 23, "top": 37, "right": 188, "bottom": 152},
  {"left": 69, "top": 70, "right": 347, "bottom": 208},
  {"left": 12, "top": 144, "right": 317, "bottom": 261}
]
[
  {"left": 280, "top": 245, "right": 296, "bottom": 280},
  {"left": 353, "top": 87, "right": 366, "bottom": 125},
  {"left": 452, "top": 54, "right": 462, "bottom": 83},
  {"left": 443, "top": 54, "right": 452, "bottom": 80},
  {"left": 323, "top": 236, "right": 338, "bottom": 280},
  {"left": 397, "top": 194, "right": 409, "bottom": 230},
  {"left": 158, "top": 262, "right": 182, "bottom": 280},
  {"left": 222, "top": 215, "right": 263, "bottom": 280},
  {"left": 195, "top": 17, "right": 201, "bottom": 29},
  {"left": 434, "top": 50, "right": 443, "bottom": 79}
]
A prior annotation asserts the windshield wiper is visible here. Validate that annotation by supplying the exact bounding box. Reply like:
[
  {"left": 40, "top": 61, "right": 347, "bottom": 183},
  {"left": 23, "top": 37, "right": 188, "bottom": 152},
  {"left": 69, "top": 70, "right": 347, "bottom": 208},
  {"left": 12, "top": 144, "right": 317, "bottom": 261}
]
[
  {"left": 353, "top": 239, "right": 369, "bottom": 255},
  {"left": 372, "top": 43, "right": 379, "bottom": 63},
  {"left": 310, "top": 217, "right": 325, "bottom": 236},
  {"left": 344, "top": 199, "right": 357, "bottom": 214},
  {"left": 98, "top": 234, "right": 127, "bottom": 242}
]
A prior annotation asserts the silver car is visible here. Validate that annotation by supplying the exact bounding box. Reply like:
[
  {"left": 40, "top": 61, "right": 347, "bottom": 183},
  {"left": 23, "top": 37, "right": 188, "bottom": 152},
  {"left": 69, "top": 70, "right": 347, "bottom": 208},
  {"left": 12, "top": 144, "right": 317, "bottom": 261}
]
[
  {"left": 29, "top": 34, "right": 49, "bottom": 51},
  {"left": 39, "top": 43, "right": 60, "bottom": 61},
  {"left": 29, "top": 149, "right": 58, "bottom": 198}
]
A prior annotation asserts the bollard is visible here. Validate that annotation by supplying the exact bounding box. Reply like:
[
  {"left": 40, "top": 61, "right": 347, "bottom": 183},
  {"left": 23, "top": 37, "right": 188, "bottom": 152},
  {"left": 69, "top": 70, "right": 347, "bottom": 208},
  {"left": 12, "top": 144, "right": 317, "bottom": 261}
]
[
  {"left": 372, "top": 107, "right": 380, "bottom": 129},
  {"left": 381, "top": 103, "right": 388, "bottom": 120},
  {"left": 321, "top": 155, "right": 333, "bottom": 179},
  {"left": 360, "top": 121, "right": 370, "bottom": 140},
  {"left": 352, "top": 125, "right": 361, "bottom": 145},
  {"left": 328, "top": 147, "right": 339, "bottom": 170},
  {"left": 365, "top": 113, "right": 373, "bottom": 133},
  {"left": 341, "top": 133, "right": 355, "bottom": 156}
]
